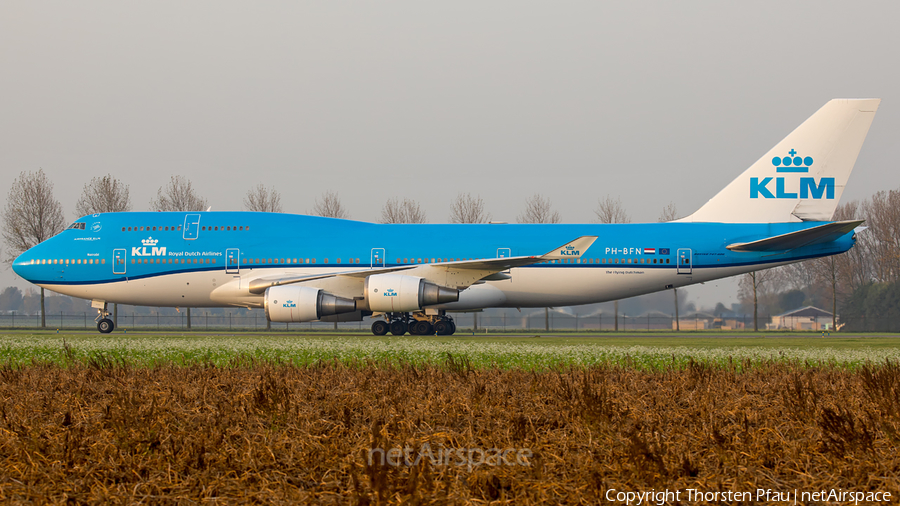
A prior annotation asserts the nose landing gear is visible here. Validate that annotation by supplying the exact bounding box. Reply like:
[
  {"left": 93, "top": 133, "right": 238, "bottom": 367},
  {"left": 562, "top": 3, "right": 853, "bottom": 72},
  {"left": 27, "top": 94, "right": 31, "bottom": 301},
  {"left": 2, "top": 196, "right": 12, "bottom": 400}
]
[{"left": 93, "top": 300, "right": 115, "bottom": 334}]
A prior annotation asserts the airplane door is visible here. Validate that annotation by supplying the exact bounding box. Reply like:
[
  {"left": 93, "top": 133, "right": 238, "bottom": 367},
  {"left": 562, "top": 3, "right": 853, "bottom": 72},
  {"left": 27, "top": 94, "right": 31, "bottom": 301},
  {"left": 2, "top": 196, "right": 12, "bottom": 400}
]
[
  {"left": 226, "top": 248, "right": 240, "bottom": 274},
  {"left": 677, "top": 248, "right": 692, "bottom": 274},
  {"left": 113, "top": 249, "right": 126, "bottom": 275},
  {"left": 371, "top": 248, "right": 385, "bottom": 268},
  {"left": 183, "top": 214, "right": 201, "bottom": 240}
]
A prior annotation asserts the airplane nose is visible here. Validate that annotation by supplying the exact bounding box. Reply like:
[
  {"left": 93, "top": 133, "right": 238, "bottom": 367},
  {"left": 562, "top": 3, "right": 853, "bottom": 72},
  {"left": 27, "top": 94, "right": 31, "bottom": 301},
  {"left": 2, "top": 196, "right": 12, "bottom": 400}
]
[{"left": 12, "top": 251, "right": 35, "bottom": 280}]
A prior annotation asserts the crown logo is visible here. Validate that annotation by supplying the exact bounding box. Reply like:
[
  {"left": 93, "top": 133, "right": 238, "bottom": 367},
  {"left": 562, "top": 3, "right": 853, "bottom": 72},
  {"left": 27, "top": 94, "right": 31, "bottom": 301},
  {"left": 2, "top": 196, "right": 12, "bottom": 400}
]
[
  {"left": 142, "top": 237, "right": 159, "bottom": 246},
  {"left": 771, "top": 148, "right": 813, "bottom": 173}
]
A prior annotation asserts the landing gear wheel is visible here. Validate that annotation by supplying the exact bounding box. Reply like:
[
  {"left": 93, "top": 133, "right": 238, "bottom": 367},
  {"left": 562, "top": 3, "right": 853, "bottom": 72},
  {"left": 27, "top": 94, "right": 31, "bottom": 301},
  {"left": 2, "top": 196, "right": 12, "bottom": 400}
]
[
  {"left": 449, "top": 321, "right": 457, "bottom": 335},
  {"left": 389, "top": 320, "right": 408, "bottom": 336},
  {"left": 434, "top": 320, "right": 451, "bottom": 335},
  {"left": 97, "top": 318, "right": 114, "bottom": 334},
  {"left": 413, "top": 320, "right": 433, "bottom": 336},
  {"left": 371, "top": 320, "right": 389, "bottom": 336}
]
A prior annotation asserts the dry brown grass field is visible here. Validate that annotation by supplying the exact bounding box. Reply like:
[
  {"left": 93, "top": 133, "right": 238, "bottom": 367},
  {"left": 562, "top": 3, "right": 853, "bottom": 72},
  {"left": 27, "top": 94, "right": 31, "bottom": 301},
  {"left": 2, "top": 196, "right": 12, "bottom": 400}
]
[{"left": 1, "top": 358, "right": 899, "bottom": 504}]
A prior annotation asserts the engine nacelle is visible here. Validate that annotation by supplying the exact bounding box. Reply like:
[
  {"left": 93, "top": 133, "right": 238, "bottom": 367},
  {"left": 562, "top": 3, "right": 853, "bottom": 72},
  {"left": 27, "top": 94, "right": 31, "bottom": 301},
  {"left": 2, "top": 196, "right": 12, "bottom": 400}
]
[
  {"left": 365, "top": 274, "right": 459, "bottom": 313},
  {"left": 264, "top": 285, "right": 357, "bottom": 322}
]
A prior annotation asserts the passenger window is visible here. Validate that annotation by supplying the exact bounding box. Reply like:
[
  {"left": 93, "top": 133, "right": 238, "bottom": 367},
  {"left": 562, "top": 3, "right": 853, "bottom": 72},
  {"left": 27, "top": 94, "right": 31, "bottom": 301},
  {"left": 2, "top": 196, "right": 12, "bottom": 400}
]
[
  {"left": 324, "top": 259, "right": 329, "bottom": 264},
  {"left": 131, "top": 259, "right": 135, "bottom": 264},
  {"left": 336, "top": 258, "right": 341, "bottom": 264}
]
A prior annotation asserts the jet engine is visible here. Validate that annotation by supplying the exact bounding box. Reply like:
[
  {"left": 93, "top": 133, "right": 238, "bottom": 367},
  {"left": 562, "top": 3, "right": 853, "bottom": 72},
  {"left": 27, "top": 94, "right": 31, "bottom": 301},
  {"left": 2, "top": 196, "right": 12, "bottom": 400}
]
[
  {"left": 365, "top": 273, "right": 459, "bottom": 312},
  {"left": 264, "top": 285, "right": 357, "bottom": 322}
]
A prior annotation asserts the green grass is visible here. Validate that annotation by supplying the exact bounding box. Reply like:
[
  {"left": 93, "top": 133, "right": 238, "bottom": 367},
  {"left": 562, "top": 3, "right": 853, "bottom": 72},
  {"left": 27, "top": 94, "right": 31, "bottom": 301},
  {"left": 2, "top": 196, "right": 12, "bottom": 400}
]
[{"left": 1, "top": 329, "right": 899, "bottom": 370}]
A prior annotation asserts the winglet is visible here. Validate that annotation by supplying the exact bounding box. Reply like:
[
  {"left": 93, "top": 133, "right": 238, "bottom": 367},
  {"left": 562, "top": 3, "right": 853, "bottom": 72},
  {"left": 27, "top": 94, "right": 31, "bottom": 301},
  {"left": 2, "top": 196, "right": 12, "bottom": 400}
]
[{"left": 541, "top": 236, "right": 598, "bottom": 260}]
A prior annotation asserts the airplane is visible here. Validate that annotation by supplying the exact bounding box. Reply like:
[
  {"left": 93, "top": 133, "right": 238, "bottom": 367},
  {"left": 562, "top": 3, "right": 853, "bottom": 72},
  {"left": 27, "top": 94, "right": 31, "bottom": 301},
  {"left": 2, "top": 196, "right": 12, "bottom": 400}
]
[{"left": 12, "top": 98, "right": 880, "bottom": 335}]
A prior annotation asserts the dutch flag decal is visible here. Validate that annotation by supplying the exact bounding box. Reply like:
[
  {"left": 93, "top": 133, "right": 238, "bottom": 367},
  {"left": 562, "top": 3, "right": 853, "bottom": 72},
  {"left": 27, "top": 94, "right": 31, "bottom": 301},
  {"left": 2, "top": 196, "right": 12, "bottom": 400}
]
[{"left": 644, "top": 248, "right": 656, "bottom": 254}]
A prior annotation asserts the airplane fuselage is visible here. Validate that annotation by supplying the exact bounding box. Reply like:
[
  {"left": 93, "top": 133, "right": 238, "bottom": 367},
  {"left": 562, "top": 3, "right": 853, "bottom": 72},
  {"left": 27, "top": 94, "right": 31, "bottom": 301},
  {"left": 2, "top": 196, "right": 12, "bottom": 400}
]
[{"left": 13, "top": 211, "right": 855, "bottom": 311}]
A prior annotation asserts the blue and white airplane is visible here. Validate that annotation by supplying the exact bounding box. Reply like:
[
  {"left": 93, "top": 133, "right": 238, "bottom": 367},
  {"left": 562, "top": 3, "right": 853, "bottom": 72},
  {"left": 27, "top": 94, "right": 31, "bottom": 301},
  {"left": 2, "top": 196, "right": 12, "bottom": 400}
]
[{"left": 13, "top": 99, "right": 880, "bottom": 335}]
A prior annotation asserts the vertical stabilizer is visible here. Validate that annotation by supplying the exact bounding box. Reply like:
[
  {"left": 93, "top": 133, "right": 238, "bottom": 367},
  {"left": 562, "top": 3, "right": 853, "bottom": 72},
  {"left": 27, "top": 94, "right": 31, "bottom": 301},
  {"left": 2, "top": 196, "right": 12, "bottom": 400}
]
[{"left": 681, "top": 99, "right": 880, "bottom": 223}]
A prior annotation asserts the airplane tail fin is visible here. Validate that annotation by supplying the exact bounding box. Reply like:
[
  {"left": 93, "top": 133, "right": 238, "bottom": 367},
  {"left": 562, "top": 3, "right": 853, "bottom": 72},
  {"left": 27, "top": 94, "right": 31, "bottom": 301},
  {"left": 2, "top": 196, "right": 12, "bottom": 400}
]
[{"left": 681, "top": 99, "right": 880, "bottom": 223}]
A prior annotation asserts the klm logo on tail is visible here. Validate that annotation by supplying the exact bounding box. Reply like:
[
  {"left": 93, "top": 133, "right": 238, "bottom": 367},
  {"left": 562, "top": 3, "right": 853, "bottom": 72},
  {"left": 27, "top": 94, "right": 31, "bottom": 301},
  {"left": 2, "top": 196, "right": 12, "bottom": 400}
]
[{"left": 751, "top": 149, "right": 834, "bottom": 200}]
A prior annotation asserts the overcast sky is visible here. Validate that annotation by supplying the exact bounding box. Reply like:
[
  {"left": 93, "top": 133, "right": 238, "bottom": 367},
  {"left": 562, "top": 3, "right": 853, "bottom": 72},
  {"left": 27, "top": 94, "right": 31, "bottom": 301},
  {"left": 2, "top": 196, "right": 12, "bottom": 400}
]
[{"left": 2, "top": 1, "right": 898, "bottom": 308}]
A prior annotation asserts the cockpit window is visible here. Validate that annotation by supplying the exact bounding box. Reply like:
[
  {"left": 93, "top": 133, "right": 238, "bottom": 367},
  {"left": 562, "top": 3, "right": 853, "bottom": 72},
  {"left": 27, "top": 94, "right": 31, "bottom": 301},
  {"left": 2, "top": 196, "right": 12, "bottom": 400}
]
[{"left": 68, "top": 223, "right": 86, "bottom": 230}]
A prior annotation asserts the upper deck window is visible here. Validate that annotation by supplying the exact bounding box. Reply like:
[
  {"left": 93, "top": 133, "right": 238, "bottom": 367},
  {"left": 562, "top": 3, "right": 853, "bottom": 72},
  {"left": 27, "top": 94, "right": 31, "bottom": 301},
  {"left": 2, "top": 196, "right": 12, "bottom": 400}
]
[{"left": 68, "top": 223, "right": 85, "bottom": 230}]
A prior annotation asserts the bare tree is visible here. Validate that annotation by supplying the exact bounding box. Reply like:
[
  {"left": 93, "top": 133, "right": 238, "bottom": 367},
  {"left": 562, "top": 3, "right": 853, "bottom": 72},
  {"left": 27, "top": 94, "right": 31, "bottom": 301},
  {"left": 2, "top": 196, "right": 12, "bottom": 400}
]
[
  {"left": 516, "top": 194, "right": 561, "bottom": 224},
  {"left": 75, "top": 174, "right": 132, "bottom": 216},
  {"left": 311, "top": 190, "right": 349, "bottom": 219},
  {"left": 449, "top": 193, "right": 491, "bottom": 224},
  {"left": 657, "top": 202, "right": 678, "bottom": 222},
  {"left": 380, "top": 197, "right": 426, "bottom": 224},
  {"left": 150, "top": 175, "right": 209, "bottom": 212},
  {"left": 2, "top": 169, "right": 66, "bottom": 327},
  {"left": 595, "top": 195, "right": 630, "bottom": 328},
  {"left": 862, "top": 189, "right": 900, "bottom": 283},
  {"left": 739, "top": 269, "right": 778, "bottom": 331},
  {"left": 657, "top": 202, "right": 680, "bottom": 326},
  {"left": 244, "top": 184, "right": 283, "bottom": 213},
  {"left": 74, "top": 174, "right": 132, "bottom": 327},
  {"left": 594, "top": 195, "right": 631, "bottom": 224}
]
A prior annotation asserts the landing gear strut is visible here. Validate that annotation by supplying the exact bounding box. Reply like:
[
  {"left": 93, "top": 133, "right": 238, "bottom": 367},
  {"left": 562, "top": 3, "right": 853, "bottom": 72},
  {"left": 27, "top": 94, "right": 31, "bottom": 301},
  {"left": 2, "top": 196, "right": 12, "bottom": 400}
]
[
  {"left": 93, "top": 300, "right": 115, "bottom": 334},
  {"left": 371, "top": 311, "right": 456, "bottom": 336}
]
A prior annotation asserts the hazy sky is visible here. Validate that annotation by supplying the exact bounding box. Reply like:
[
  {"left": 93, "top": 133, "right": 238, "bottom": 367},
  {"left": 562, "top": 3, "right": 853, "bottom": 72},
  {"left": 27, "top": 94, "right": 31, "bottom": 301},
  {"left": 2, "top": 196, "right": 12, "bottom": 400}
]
[{"left": 2, "top": 1, "right": 899, "bottom": 307}]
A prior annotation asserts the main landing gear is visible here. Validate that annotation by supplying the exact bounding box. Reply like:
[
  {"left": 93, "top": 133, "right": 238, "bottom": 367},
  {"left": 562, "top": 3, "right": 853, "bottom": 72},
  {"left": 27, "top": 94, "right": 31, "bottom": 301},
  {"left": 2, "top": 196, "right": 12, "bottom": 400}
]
[
  {"left": 371, "top": 312, "right": 457, "bottom": 336},
  {"left": 93, "top": 300, "right": 115, "bottom": 334}
]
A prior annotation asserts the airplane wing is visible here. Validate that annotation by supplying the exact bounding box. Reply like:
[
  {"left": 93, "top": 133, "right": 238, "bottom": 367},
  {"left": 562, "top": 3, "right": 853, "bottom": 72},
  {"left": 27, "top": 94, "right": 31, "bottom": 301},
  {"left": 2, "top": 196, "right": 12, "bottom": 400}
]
[
  {"left": 247, "top": 236, "right": 597, "bottom": 294},
  {"left": 726, "top": 220, "right": 863, "bottom": 252}
]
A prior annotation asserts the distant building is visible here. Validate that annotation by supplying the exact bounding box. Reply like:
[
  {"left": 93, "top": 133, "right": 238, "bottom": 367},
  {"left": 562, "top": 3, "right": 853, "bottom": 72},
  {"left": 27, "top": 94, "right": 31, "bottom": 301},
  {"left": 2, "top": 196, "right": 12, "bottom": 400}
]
[{"left": 768, "top": 306, "right": 834, "bottom": 330}]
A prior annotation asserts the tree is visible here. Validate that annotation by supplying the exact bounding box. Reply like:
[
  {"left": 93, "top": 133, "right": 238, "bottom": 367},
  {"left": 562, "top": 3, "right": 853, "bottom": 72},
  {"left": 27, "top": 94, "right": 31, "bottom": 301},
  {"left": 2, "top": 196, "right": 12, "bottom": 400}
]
[
  {"left": 244, "top": 184, "right": 283, "bottom": 213},
  {"left": 594, "top": 195, "right": 631, "bottom": 224},
  {"left": 516, "top": 194, "right": 561, "bottom": 224},
  {"left": 150, "top": 176, "right": 209, "bottom": 212},
  {"left": 862, "top": 190, "right": 900, "bottom": 283},
  {"left": 312, "top": 191, "right": 349, "bottom": 219},
  {"left": 149, "top": 175, "right": 208, "bottom": 329},
  {"left": 380, "top": 197, "right": 426, "bottom": 224},
  {"left": 2, "top": 169, "right": 66, "bottom": 327},
  {"left": 739, "top": 269, "right": 778, "bottom": 331},
  {"left": 75, "top": 174, "right": 132, "bottom": 327},
  {"left": 657, "top": 202, "right": 678, "bottom": 222},
  {"left": 74, "top": 174, "right": 132, "bottom": 217},
  {"left": 449, "top": 193, "right": 491, "bottom": 224},
  {"left": 595, "top": 195, "right": 630, "bottom": 329},
  {"left": 0, "top": 286, "right": 24, "bottom": 312},
  {"left": 658, "top": 202, "right": 679, "bottom": 326}
]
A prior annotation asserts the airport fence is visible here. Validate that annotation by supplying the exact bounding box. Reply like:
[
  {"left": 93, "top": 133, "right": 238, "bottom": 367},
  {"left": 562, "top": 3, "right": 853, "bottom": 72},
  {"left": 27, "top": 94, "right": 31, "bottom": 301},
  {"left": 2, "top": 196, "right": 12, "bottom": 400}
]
[{"left": 0, "top": 311, "right": 869, "bottom": 332}]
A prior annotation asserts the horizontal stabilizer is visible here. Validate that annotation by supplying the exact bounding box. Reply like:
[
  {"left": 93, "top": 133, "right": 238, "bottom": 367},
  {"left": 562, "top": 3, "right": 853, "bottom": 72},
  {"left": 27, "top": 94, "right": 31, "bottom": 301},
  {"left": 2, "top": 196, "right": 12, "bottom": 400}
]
[{"left": 726, "top": 220, "right": 863, "bottom": 252}]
